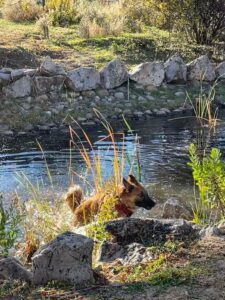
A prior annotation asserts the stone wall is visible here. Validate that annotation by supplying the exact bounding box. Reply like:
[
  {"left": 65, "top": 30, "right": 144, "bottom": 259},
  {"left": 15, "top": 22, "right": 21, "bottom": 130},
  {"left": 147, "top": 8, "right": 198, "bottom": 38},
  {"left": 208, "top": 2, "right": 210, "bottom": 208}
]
[{"left": 0, "top": 54, "right": 224, "bottom": 135}]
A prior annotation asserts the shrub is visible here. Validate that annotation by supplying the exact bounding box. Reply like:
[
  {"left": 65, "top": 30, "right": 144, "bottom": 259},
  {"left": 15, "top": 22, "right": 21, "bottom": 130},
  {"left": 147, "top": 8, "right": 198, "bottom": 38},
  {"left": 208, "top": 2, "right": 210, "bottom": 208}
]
[
  {"left": 188, "top": 143, "right": 225, "bottom": 225},
  {"left": 78, "top": 1, "right": 125, "bottom": 38},
  {"left": 0, "top": 195, "right": 22, "bottom": 257},
  {"left": 2, "top": 0, "right": 41, "bottom": 22},
  {"left": 46, "top": 0, "right": 79, "bottom": 26}
]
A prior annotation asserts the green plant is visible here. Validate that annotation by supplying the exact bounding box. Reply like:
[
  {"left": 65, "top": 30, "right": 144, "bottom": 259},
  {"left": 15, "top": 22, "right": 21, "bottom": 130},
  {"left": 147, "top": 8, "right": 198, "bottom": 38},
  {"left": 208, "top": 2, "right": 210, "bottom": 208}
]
[
  {"left": 186, "top": 82, "right": 218, "bottom": 130},
  {"left": 188, "top": 143, "right": 225, "bottom": 225},
  {"left": 0, "top": 195, "right": 22, "bottom": 257}
]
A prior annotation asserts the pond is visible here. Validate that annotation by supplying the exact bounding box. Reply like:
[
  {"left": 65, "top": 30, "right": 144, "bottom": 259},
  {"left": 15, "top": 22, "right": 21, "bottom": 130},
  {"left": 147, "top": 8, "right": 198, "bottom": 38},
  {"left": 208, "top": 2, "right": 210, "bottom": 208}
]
[{"left": 1, "top": 114, "right": 225, "bottom": 205}]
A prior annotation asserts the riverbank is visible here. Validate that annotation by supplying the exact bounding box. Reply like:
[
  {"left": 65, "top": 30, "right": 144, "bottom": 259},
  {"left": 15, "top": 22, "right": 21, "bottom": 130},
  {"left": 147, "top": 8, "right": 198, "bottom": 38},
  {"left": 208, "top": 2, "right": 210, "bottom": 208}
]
[{"left": 1, "top": 54, "right": 225, "bottom": 136}]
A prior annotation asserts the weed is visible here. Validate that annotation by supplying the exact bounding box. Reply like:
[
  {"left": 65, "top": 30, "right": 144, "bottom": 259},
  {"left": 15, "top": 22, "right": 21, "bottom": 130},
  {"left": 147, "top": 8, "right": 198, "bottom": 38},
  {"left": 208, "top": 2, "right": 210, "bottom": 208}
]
[
  {"left": 186, "top": 82, "right": 219, "bottom": 130},
  {"left": 188, "top": 143, "right": 225, "bottom": 225},
  {"left": 0, "top": 194, "right": 22, "bottom": 257}
]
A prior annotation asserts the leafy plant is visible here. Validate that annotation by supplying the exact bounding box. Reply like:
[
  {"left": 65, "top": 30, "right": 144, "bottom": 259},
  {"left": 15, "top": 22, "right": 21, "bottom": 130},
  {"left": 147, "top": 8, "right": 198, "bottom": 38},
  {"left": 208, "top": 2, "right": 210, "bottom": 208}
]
[
  {"left": 188, "top": 143, "right": 225, "bottom": 225},
  {"left": 0, "top": 195, "right": 22, "bottom": 257}
]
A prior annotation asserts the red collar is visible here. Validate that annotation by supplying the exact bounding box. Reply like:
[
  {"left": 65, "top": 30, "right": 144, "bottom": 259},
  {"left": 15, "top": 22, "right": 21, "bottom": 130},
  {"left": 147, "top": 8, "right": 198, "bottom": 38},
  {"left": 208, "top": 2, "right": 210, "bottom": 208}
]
[{"left": 115, "top": 202, "right": 133, "bottom": 217}]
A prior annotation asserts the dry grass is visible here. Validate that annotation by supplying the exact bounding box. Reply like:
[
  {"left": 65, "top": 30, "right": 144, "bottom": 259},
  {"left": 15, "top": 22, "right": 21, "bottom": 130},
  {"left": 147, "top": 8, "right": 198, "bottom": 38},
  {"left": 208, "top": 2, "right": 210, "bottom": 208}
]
[{"left": 2, "top": 0, "right": 41, "bottom": 22}]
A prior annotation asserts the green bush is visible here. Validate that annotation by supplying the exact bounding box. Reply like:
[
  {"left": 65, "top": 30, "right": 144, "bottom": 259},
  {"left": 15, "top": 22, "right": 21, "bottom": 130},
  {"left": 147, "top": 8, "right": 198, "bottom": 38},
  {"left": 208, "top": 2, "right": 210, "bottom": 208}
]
[
  {"left": 188, "top": 143, "right": 225, "bottom": 225},
  {"left": 46, "top": 0, "right": 79, "bottom": 26},
  {"left": 0, "top": 195, "right": 22, "bottom": 257},
  {"left": 2, "top": 0, "right": 41, "bottom": 22}
]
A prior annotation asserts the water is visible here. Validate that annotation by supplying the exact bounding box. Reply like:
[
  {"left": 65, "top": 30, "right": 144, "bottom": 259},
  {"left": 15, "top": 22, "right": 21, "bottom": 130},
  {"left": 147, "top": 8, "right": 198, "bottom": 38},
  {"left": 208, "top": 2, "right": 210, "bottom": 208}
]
[{"left": 1, "top": 115, "right": 225, "bottom": 204}]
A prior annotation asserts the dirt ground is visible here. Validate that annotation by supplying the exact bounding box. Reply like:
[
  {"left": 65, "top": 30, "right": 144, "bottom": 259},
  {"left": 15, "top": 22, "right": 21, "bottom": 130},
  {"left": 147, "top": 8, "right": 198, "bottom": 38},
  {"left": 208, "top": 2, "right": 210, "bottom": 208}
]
[{"left": 1, "top": 236, "right": 225, "bottom": 300}]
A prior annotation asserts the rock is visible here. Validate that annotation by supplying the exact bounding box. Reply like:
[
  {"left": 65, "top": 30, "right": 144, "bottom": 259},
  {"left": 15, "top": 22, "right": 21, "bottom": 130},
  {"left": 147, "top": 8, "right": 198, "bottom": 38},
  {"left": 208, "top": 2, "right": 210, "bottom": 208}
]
[
  {"left": 32, "top": 232, "right": 94, "bottom": 286},
  {"left": 3, "top": 76, "right": 32, "bottom": 98},
  {"left": 34, "top": 76, "right": 65, "bottom": 95},
  {"left": 0, "top": 257, "right": 32, "bottom": 282},
  {"left": 40, "top": 56, "right": 66, "bottom": 76},
  {"left": 129, "top": 62, "right": 165, "bottom": 87},
  {"left": 114, "top": 92, "right": 125, "bottom": 100},
  {"left": 215, "top": 61, "right": 225, "bottom": 79},
  {"left": 104, "top": 218, "right": 198, "bottom": 246},
  {"left": 218, "top": 222, "right": 225, "bottom": 235},
  {"left": 66, "top": 67, "right": 100, "bottom": 92},
  {"left": 11, "top": 69, "right": 36, "bottom": 81},
  {"left": 200, "top": 226, "right": 220, "bottom": 238},
  {"left": 96, "top": 89, "right": 109, "bottom": 97},
  {"left": 164, "top": 54, "right": 187, "bottom": 83},
  {"left": 0, "top": 72, "right": 11, "bottom": 86},
  {"left": 99, "top": 242, "right": 153, "bottom": 265},
  {"left": 100, "top": 59, "right": 128, "bottom": 89},
  {"left": 162, "top": 198, "right": 193, "bottom": 220},
  {"left": 187, "top": 55, "right": 216, "bottom": 81}
]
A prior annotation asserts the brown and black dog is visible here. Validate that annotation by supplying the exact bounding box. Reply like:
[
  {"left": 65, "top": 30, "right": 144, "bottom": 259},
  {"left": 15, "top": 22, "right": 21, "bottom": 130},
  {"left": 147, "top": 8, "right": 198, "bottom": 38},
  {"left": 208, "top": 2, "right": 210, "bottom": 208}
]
[{"left": 65, "top": 175, "right": 155, "bottom": 227}]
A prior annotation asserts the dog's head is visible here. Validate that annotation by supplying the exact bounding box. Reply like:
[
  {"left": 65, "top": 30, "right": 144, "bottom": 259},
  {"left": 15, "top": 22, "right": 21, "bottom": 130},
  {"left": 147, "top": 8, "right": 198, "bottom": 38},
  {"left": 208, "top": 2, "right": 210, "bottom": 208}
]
[{"left": 119, "top": 175, "right": 155, "bottom": 211}]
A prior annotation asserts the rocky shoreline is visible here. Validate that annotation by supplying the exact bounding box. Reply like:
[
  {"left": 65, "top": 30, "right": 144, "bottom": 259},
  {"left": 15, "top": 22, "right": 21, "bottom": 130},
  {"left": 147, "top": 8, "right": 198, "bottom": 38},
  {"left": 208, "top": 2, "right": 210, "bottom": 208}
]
[{"left": 1, "top": 54, "right": 225, "bottom": 136}]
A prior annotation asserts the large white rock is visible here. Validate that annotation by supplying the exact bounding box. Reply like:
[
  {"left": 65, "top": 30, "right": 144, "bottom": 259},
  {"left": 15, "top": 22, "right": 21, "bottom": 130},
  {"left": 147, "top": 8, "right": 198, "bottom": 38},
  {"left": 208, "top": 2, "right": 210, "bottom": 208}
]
[
  {"left": 215, "top": 61, "right": 225, "bottom": 79},
  {"left": 187, "top": 55, "right": 216, "bottom": 81},
  {"left": 32, "top": 232, "right": 94, "bottom": 286},
  {"left": 164, "top": 54, "right": 187, "bottom": 83},
  {"left": 34, "top": 75, "right": 65, "bottom": 95},
  {"left": 100, "top": 59, "right": 128, "bottom": 89},
  {"left": 66, "top": 67, "right": 100, "bottom": 91},
  {"left": 3, "top": 76, "right": 32, "bottom": 98},
  {"left": 129, "top": 62, "right": 165, "bottom": 86},
  {"left": 0, "top": 257, "right": 32, "bottom": 282},
  {"left": 40, "top": 56, "right": 66, "bottom": 76}
]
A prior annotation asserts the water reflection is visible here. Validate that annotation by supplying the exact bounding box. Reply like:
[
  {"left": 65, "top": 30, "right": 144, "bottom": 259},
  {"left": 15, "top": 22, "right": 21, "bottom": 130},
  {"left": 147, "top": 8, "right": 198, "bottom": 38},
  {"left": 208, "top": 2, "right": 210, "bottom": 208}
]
[{"left": 1, "top": 115, "right": 225, "bottom": 203}]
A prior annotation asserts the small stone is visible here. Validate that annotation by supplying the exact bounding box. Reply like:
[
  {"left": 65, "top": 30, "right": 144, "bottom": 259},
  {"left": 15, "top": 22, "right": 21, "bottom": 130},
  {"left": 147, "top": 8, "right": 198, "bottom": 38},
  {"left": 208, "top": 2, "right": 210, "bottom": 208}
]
[
  {"left": 145, "top": 110, "right": 153, "bottom": 115},
  {"left": 114, "top": 92, "right": 125, "bottom": 100}
]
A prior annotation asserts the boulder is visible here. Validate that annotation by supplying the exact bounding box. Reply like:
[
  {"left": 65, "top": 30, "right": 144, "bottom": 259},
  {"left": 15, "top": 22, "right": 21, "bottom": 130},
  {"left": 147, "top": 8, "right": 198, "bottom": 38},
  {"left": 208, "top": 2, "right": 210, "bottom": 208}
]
[
  {"left": 11, "top": 69, "right": 36, "bottom": 81},
  {"left": 34, "top": 75, "right": 65, "bottom": 95},
  {"left": 104, "top": 218, "right": 198, "bottom": 246},
  {"left": 40, "top": 56, "right": 66, "bottom": 76},
  {"left": 3, "top": 76, "right": 32, "bottom": 98},
  {"left": 0, "top": 72, "right": 11, "bottom": 87},
  {"left": 164, "top": 54, "right": 187, "bottom": 83},
  {"left": 0, "top": 257, "right": 32, "bottom": 282},
  {"left": 129, "top": 62, "right": 165, "bottom": 87},
  {"left": 187, "top": 55, "right": 216, "bottom": 81},
  {"left": 99, "top": 241, "right": 153, "bottom": 265},
  {"left": 32, "top": 232, "right": 94, "bottom": 286},
  {"left": 100, "top": 59, "right": 128, "bottom": 89},
  {"left": 66, "top": 67, "right": 100, "bottom": 92},
  {"left": 215, "top": 61, "right": 225, "bottom": 79},
  {"left": 162, "top": 198, "right": 193, "bottom": 220}
]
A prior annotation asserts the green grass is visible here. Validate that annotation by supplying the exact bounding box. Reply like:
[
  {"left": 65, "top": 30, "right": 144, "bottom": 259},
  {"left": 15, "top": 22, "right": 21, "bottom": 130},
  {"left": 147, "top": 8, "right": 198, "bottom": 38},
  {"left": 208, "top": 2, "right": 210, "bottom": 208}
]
[{"left": 0, "top": 18, "right": 220, "bottom": 70}]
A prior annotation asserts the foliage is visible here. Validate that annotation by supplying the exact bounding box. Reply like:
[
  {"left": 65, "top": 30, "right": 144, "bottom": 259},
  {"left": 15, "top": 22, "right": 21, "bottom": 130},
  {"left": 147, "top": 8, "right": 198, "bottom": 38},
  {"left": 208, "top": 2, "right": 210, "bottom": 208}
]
[
  {"left": 47, "top": 0, "right": 79, "bottom": 26},
  {"left": 78, "top": 1, "right": 125, "bottom": 38},
  {"left": 0, "top": 195, "right": 22, "bottom": 257},
  {"left": 188, "top": 143, "right": 225, "bottom": 225},
  {"left": 154, "top": 0, "right": 225, "bottom": 45},
  {"left": 2, "top": 0, "right": 41, "bottom": 22},
  {"left": 186, "top": 83, "right": 218, "bottom": 129}
]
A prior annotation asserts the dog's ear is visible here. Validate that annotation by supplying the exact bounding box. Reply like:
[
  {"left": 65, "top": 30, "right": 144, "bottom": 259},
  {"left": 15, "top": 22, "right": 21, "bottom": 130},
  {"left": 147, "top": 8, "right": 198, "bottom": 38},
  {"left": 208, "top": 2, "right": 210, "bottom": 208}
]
[
  {"left": 128, "top": 174, "right": 139, "bottom": 186},
  {"left": 123, "top": 178, "right": 134, "bottom": 192}
]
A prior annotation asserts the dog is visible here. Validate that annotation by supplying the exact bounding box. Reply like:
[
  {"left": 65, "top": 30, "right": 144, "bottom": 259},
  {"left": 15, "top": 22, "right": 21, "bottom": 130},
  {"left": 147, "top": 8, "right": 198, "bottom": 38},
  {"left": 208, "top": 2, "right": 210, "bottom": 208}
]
[{"left": 65, "top": 174, "right": 155, "bottom": 227}]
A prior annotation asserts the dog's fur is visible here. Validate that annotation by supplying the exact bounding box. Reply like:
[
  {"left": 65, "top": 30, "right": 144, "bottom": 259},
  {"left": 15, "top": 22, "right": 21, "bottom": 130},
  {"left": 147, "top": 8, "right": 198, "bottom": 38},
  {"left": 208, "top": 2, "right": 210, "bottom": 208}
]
[{"left": 65, "top": 175, "right": 155, "bottom": 227}]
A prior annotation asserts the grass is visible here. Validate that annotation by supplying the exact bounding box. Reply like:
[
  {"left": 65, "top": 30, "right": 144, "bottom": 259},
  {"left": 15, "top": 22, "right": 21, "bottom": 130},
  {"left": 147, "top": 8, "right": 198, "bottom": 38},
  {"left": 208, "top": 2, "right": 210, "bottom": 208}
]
[{"left": 0, "top": 18, "right": 221, "bottom": 69}]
